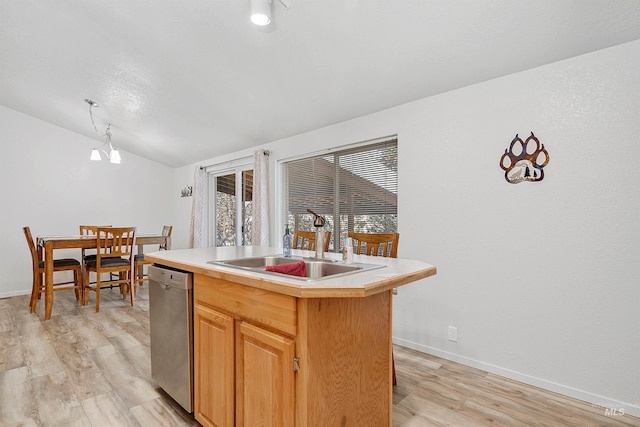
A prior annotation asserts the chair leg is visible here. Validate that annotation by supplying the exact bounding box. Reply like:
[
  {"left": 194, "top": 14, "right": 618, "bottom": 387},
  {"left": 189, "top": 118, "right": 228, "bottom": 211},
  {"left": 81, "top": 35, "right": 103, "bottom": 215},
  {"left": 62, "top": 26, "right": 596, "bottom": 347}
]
[
  {"left": 129, "top": 271, "right": 135, "bottom": 307},
  {"left": 95, "top": 283, "right": 100, "bottom": 313},
  {"left": 73, "top": 269, "right": 81, "bottom": 301},
  {"left": 120, "top": 272, "right": 128, "bottom": 300},
  {"left": 138, "top": 264, "right": 143, "bottom": 287},
  {"left": 392, "top": 351, "right": 397, "bottom": 386},
  {"left": 83, "top": 269, "right": 90, "bottom": 306},
  {"left": 80, "top": 269, "right": 85, "bottom": 305},
  {"left": 29, "top": 272, "right": 41, "bottom": 313}
]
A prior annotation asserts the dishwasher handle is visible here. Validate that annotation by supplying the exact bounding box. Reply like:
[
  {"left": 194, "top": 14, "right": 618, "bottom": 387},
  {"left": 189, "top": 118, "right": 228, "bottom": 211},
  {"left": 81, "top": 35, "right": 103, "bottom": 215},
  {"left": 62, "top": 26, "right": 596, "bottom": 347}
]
[{"left": 149, "top": 265, "right": 193, "bottom": 290}]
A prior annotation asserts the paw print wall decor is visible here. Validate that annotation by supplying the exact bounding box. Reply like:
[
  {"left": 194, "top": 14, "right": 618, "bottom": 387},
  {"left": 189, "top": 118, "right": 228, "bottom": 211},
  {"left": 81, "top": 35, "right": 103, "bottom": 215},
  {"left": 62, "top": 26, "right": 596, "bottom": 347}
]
[{"left": 499, "top": 132, "right": 550, "bottom": 184}]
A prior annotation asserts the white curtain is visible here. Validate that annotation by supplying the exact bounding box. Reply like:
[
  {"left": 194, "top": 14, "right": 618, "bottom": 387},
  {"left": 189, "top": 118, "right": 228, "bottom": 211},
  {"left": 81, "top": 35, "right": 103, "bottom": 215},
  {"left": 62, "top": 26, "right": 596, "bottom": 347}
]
[
  {"left": 251, "top": 149, "right": 270, "bottom": 246},
  {"left": 189, "top": 166, "right": 208, "bottom": 248}
]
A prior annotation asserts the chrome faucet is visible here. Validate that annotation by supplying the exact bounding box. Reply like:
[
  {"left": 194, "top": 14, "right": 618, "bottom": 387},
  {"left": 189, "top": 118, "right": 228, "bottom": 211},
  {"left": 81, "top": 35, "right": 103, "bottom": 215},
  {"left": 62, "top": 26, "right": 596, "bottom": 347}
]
[{"left": 307, "top": 209, "right": 326, "bottom": 259}]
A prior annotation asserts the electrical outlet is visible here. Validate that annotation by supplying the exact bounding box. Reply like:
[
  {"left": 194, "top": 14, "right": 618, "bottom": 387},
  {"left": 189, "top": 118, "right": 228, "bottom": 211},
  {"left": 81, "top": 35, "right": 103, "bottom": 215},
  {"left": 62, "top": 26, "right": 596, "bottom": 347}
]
[{"left": 448, "top": 326, "right": 458, "bottom": 342}]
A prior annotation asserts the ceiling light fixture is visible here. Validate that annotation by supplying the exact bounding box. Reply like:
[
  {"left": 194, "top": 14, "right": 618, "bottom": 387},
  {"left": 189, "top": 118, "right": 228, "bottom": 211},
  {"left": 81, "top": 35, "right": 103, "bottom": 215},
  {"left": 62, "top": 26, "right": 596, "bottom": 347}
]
[
  {"left": 85, "top": 98, "right": 121, "bottom": 164},
  {"left": 250, "top": 0, "right": 272, "bottom": 25},
  {"left": 249, "top": 0, "right": 289, "bottom": 26}
]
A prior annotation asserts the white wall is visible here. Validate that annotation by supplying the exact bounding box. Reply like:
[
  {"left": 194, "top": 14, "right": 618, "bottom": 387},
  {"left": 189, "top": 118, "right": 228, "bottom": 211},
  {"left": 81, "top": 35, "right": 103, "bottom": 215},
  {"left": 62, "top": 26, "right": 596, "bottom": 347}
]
[
  {"left": 0, "top": 105, "right": 176, "bottom": 297},
  {"left": 174, "top": 40, "right": 640, "bottom": 416},
  {"left": 392, "top": 41, "right": 640, "bottom": 416}
]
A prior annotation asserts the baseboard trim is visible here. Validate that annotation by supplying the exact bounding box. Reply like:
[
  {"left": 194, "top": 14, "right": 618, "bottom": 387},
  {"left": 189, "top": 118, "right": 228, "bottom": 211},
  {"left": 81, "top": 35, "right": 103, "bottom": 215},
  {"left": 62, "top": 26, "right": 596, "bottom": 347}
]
[
  {"left": 0, "top": 289, "right": 31, "bottom": 299},
  {"left": 393, "top": 337, "right": 640, "bottom": 419}
]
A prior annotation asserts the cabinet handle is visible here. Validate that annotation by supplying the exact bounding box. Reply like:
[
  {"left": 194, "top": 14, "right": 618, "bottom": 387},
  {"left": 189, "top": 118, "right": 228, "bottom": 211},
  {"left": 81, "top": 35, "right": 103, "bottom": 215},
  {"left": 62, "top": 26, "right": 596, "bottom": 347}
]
[{"left": 293, "top": 356, "right": 300, "bottom": 372}]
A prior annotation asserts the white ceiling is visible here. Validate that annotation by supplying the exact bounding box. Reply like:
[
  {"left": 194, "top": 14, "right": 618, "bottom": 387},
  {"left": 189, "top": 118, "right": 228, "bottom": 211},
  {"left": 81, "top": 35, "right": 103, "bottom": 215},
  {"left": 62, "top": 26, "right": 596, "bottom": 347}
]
[{"left": 2, "top": 1, "right": 640, "bottom": 167}]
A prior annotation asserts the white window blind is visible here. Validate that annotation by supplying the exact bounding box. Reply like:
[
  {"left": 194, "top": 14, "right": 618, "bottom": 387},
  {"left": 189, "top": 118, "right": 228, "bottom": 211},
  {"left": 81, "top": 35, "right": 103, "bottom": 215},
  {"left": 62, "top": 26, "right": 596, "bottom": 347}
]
[{"left": 285, "top": 138, "right": 398, "bottom": 251}]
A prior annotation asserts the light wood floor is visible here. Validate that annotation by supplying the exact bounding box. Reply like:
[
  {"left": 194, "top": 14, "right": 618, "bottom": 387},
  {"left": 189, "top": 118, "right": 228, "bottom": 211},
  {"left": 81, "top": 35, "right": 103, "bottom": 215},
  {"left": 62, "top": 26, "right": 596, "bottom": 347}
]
[{"left": 1, "top": 287, "right": 638, "bottom": 427}]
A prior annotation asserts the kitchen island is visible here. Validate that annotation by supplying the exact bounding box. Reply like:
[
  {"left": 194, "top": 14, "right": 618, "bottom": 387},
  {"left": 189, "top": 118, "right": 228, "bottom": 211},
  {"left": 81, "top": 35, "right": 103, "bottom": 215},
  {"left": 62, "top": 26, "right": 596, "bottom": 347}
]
[{"left": 145, "top": 246, "right": 436, "bottom": 427}]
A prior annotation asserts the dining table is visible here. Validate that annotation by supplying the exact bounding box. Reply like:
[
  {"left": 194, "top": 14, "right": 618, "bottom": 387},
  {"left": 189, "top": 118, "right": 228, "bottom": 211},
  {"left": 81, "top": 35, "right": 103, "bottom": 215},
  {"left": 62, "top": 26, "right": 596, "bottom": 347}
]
[{"left": 37, "top": 233, "right": 171, "bottom": 320}]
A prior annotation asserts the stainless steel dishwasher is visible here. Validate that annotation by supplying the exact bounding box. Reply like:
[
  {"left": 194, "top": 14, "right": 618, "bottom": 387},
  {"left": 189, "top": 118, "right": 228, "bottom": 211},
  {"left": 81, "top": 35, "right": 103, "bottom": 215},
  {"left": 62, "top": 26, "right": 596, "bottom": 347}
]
[{"left": 148, "top": 265, "right": 193, "bottom": 413}]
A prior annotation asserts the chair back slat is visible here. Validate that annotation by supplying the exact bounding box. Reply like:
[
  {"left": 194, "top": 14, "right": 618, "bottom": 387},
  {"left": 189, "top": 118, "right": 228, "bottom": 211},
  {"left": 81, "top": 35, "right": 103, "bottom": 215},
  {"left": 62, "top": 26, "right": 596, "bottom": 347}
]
[
  {"left": 96, "top": 227, "right": 136, "bottom": 265},
  {"left": 292, "top": 230, "right": 331, "bottom": 252},
  {"left": 160, "top": 225, "right": 173, "bottom": 250},
  {"left": 292, "top": 230, "right": 315, "bottom": 250},
  {"left": 80, "top": 225, "right": 112, "bottom": 236},
  {"left": 23, "top": 226, "right": 40, "bottom": 270},
  {"left": 348, "top": 232, "right": 400, "bottom": 258},
  {"left": 80, "top": 225, "right": 112, "bottom": 259},
  {"left": 80, "top": 225, "right": 97, "bottom": 236}
]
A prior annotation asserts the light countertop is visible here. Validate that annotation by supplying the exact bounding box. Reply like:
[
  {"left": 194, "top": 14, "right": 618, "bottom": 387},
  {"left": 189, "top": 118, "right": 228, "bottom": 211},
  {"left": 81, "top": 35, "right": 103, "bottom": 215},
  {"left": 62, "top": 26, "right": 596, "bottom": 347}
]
[{"left": 145, "top": 246, "right": 436, "bottom": 298}]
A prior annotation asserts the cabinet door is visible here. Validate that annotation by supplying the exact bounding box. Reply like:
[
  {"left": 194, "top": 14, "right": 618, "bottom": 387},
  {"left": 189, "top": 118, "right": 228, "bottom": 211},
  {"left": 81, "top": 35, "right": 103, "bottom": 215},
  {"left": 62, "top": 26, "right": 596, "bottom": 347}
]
[
  {"left": 236, "top": 321, "right": 295, "bottom": 427},
  {"left": 194, "top": 304, "right": 235, "bottom": 427}
]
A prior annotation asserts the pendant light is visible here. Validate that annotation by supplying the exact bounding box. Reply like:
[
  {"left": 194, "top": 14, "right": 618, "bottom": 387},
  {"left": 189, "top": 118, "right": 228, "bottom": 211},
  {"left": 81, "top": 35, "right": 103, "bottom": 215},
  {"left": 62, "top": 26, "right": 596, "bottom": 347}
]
[{"left": 85, "top": 99, "right": 121, "bottom": 164}]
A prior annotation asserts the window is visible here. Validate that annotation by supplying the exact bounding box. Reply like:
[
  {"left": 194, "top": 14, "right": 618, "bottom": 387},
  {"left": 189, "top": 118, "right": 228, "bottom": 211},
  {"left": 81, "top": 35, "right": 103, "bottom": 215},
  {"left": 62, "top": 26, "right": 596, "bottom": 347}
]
[
  {"left": 213, "top": 168, "right": 253, "bottom": 246},
  {"left": 284, "top": 138, "right": 398, "bottom": 251}
]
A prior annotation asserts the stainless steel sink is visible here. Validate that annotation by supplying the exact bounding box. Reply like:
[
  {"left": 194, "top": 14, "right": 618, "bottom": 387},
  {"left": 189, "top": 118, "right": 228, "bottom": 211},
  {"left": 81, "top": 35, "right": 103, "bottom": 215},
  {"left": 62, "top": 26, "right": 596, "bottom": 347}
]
[{"left": 207, "top": 255, "right": 384, "bottom": 281}]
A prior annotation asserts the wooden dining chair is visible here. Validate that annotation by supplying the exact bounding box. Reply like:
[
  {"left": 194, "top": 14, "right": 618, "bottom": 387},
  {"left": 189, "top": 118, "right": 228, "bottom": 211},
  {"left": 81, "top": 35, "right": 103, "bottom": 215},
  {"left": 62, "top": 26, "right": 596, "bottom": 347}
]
[
  {"left": 348, "top": 231, "right": 400, "bottom": 386},
  {"left": 23, "top": 226, "right": 82, "bottom": 314},
  {"left": 135, "top": 225, "right": 172, "bottom": 286},
  {"left": 83, "top": 226, "right": 136, "bottom": 312},
  {"left": 292, "top": 230, "right": 332, "bottom": 252}
]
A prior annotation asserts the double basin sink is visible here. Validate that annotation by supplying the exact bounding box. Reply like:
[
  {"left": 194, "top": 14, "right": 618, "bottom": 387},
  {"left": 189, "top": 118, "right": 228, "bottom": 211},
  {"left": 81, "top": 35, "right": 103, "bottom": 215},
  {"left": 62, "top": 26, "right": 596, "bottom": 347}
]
[{"left": 208, "top": 255, "right": 384, "bottom": 281}]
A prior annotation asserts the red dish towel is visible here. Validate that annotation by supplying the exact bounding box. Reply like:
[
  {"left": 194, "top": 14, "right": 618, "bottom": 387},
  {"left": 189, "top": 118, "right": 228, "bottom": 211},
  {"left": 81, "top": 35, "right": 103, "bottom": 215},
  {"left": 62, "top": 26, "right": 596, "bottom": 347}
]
[{"left": 265, "top": 261, "right": 307, "bottom": 277}]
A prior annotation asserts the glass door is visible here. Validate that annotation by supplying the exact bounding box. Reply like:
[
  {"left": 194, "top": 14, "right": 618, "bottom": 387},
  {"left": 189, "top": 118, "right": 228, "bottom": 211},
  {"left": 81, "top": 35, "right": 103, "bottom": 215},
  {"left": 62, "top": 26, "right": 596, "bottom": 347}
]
[{"left": 213, "top": 167, "right": 253, "bottom": 246}]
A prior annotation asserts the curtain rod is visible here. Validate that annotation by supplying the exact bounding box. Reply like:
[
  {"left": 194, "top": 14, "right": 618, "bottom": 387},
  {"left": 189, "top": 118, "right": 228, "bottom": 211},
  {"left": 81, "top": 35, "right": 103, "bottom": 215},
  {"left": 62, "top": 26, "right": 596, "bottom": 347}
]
[{"left": 200, "top": 149, "right": 270, "bottom": 170}]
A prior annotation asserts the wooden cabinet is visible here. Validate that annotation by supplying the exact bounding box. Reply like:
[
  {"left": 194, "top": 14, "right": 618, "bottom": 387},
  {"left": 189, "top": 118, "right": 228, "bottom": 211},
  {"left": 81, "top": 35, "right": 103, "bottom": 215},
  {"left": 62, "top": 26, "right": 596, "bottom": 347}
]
[
  {"left": 194, "top": 274, "right": 392, "bottom": 427},
  {"left": 194, "top": 275, "right": 298, "bottom": 427},
  {"left": 236, "top": 321, "right": 295, "bottom": 427},
  {"left": 193, "top": 304, "right": 234, "bottom": 427}
]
